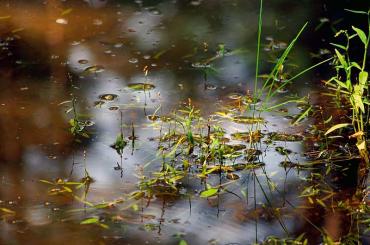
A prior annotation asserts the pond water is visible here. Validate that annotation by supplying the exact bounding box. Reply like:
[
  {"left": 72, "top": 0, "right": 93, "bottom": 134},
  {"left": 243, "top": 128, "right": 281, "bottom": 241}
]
[{"left": 0, "top": 1, "right": 368, "bottom": 244}]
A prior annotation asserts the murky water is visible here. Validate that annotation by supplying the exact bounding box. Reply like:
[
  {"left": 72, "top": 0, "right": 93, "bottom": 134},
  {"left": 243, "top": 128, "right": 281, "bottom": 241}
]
[{"left": 0, "top": 1, "right": 368, "bottom": 245}]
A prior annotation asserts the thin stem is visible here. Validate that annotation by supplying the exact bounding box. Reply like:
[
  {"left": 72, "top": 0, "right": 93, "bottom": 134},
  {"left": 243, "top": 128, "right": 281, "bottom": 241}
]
[{"left": 254, "top": 0, "right": 263, "bottom": 100}]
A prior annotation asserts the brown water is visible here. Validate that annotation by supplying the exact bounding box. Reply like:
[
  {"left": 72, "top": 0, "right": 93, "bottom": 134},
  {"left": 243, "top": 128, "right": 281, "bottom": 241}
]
[{"left": 0, "top": 1, "right": 367, "bottom": 245}]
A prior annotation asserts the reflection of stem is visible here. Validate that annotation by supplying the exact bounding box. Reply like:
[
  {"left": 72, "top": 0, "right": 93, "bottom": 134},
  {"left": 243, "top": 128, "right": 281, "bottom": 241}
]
[
  {"left": 131, "top": 122, "right": 135, "bottom": 156},
  {"left": 158, "top": 198, "right": 166, "bottom": 235},
  {"left": 253, "top": 170, "right": 257, "bottom": 243}
]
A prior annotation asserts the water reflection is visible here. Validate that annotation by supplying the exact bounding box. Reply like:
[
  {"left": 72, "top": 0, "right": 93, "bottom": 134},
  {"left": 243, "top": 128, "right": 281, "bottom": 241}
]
[{"left": 1, "top": 0, "right": 366, "bottom": 244}]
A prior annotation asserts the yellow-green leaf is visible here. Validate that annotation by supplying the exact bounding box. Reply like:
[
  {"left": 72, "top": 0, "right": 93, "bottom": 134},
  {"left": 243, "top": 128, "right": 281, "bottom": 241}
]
[
  {"left": 359, "top": 71, "right": 368, "bottom": 86},
  {"left": 324, "top": 123, "right": 351, "bottom": 135},
  {"left": 352, "top": 26, "right": 367, "bottom": 45},
  {"left": 0, "top": 208, "right": 16, "bottom": 214},
  {"left": 179, "top": 240, "right": 188, "bottom": 245},
  {"left": 335, "top": 49, "right": 347, "bottom": 68},
  {"left": 356, "top": 140, "right": 366, "bottom": 151},
  {"left": 80, "top": 217, "right": 99, "bottom": 225},
  {"left": 200, "top": 188, "right": 218, "bottom": 198}
]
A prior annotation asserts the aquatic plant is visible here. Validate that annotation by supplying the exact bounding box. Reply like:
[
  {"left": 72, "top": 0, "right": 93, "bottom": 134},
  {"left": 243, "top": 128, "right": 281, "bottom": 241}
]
[{"left": 324, "top": 9, "right": 370, "bottom": 167}]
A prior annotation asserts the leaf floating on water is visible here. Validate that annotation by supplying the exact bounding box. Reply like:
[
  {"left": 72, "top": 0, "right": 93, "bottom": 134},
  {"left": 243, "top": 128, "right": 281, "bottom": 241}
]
[
  {"left": 275, "top": 146, "right": 292, "bottom": 155},
  {"left": 128, "top": 83, "right": 156, "bottom": 91},
  {"left": 226, "top": 173, "right": 240, "bottom": 180},
  {"left": 98, "top": 94, "right": 118, "bottom": 101},
  {"left": 84, "top": 65, "right": 105, "bottom": 74},
  {"left": 200, "top": 188, "right": 218, "bottom": 198},
  {"left": 269, "top": 132, "right": 303, "bottom": 142},
  {"left": 232, "top": 116, "right": 264, "bottom": 124},
  {"left": 231, "top": 131, "right": 262, "bottom": 142}
]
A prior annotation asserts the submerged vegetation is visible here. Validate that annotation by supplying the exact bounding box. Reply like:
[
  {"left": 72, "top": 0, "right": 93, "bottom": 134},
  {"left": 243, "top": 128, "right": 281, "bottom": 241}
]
[{"left": 1, "top": 0, "right": 370, "bottom": 244}]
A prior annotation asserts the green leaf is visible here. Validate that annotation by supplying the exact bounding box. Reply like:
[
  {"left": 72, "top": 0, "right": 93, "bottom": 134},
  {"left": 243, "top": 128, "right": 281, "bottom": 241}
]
[
  {"left": 200, "top": 188, "right": 218, "bottom": 198},
  {"left": 324, "top": 123, "right": 351, "bottom": 135},
  {"left": 291, "top": 105, "right": 312, "bottom": 125},
  {"left": 335, "top": 49, "right": 347, "bottom": 68},
  {"left": 359, "top": 71, "right": 368, "bottom": 86},
  {"left": 344, "top": 9, "right": 368, "bottom": 15},
  {"left": 80, "top": 217, "right": 99, "bottom": 225},
  {"left": 330, "top": 42, "right": 346, "bottom": 50},
  {"left": 351, "top": 62, "right": 362, "bottom": 70},
  {"left": 352, "top": 26, "right": 367, "bottom": 45},
  {"left": 179, "top": 240, "right": 188, "bottom": 245}
]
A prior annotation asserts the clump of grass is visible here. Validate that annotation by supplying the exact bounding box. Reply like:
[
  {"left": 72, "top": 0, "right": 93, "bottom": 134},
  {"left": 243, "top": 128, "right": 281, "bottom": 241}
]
[{"left": 324, "top": 9, "right": 370, "bottom": 167}]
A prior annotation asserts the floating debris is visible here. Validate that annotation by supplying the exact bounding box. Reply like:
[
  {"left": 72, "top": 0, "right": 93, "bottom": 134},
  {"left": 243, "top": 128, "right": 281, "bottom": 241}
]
[
  {"left": 268, "top": 132, "right": 303, "bottom": 142},
  {"left": 99, "top": 94, "right": 118, "bottom": 101},
  {"left": 128, "top": 83, "right": 155, "bottom": 91}
]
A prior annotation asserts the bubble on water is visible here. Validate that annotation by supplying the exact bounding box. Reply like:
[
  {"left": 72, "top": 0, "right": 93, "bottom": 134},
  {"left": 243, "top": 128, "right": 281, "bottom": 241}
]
[
  {"left": 78, "top": 59, "right": 89, "bottom": 64},
  {"left": 114, "top": 43, "right": 124, "bottom": 48},
  {"left": 227, "top": 93, "right": 242, "bottom": 100},
  {"left": 93, "top": 19, "right": 103, "bottom": 26},
  {"left": 148, "top": 8, "right": 162, "bottom": 16},
  {"left": 143, "top": 55, "right": 151, "bottom": 60},
  {"left": 71, "top": 41, "right": 81, "bottom": 46},
  {"left": 190, "top": 0, "right": 201, "bottom": 6},
  {"left": 56, "top": 18, "right": 68, "bottom": 25},
  {"left": 205, "top": 84, "right": 217, "bottom": 90},
  {"left": 128, "top": 58, "right": 139, "bottom": 64}
]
